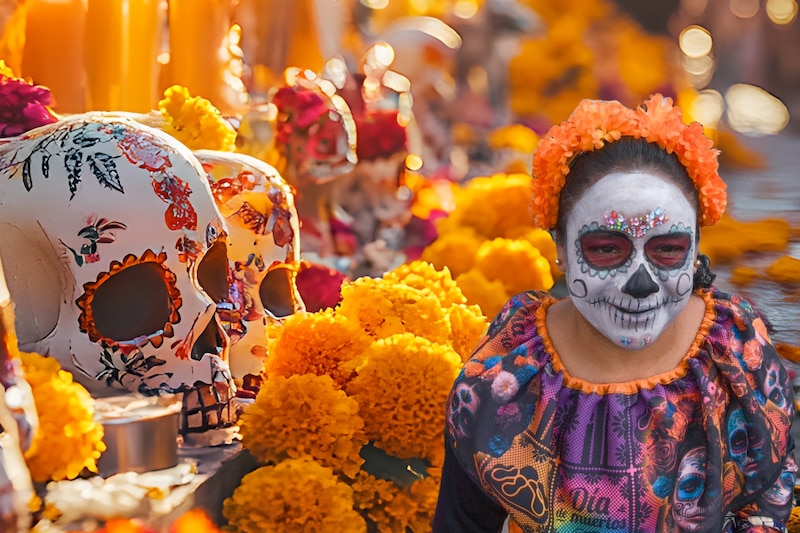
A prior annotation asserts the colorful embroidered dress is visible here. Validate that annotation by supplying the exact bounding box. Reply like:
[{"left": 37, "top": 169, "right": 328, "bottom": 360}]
[{"left": 434, "top": 288, "right": 796, "bottom": 532}]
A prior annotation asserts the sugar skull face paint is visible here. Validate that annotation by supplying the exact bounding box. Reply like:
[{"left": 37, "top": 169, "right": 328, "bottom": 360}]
[{"left": 563, "top": 172, "right": 697, "bottom": 349}]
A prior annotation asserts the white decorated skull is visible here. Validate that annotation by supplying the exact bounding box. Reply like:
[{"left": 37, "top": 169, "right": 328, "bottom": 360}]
[
  {"left": 194, "top": 150, "right": 304, "bottom": 379},
  {"left": 0, "top": 113, "right": 233, "bottom": 403}
]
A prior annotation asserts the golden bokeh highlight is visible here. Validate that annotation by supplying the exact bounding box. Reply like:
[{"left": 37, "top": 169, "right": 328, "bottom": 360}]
[
  {"left": 724, "top": 84, "right": 790, "bottom": 136},
  {"left": 679, "top": 25, "right": 713, "bottom": 57},
  {"left": 766, "top": 0, "right": 799, "bottom": 23},
  {"left": 729, "top": 0, "right": 760, "bottom": 17}
]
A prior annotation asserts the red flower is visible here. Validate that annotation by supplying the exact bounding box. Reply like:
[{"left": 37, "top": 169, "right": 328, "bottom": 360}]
[
  {"left": 355, "top": 110, "right": 408, "bottom": 161},
  {"left": 295, "top": 261, "right": 346, "bottom": 313},
  {"left": 0, "top": 75, "right": 58, "bottom": 137}
]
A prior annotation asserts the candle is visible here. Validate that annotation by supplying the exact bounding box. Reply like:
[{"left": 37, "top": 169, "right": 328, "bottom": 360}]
[
  {"left": 21, "top": 0, "right": 87, "bottom": 113},
  {"left": 167, "top": 0, "right": 239, "bottom": 114},
  {"left": 85, "top": 0, "right": 162, "bottom": 112}
]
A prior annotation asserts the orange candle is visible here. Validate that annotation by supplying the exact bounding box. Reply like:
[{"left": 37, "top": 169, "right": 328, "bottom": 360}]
[
  {"left": 85, "top": 0, "right": 162, "bottom": 112},
  {"left": 21, "top": 0, "right": 87, "bottom": 114},
  {"left": 167, "top": 0, "right": 238, "bottom": 114}
]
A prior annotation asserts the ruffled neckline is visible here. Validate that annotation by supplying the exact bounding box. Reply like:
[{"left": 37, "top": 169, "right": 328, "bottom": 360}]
[{"left": 535, "top": 289, "right": 717, "bottom": 395}]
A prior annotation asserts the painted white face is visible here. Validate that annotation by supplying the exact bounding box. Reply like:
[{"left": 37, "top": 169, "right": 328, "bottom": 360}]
[{"left": 563, "top": 172, "right": 697, "bottom": 349}]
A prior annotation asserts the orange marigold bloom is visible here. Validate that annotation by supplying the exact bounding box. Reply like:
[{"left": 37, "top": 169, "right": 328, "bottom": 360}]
[{"left": 531, "top": 94, "right": 726, "bottom": 230}]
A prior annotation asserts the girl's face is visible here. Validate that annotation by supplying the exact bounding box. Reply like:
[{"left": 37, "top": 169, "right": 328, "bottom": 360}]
[{"left": 561, "top": 171, "right": 698, "bottom": 350}]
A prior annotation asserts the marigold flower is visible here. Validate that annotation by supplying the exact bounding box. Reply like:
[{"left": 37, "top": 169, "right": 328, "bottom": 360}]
[
  {"left": 239, "top": 374, "right": 367, "bottom": 478},
  {"left": 20, "top": 352, "right": 105, "bottom": 482},
  {"left": 382, "top": 260, "right": 467, "bottom": 308},
  {"left": 223, "top": 459, "right": 367, "bottom": 533},
  {"left": 531, "top": 94, "right": 726, "bottom": 230},
  {"left": 338, "top": 277, "right": 451, "bottom": 345},
  {"left": 420, "top": 229, "right": 481, "bottom": 278},
  {"left": 455, "top": 270, "right": 511, "bottom": 319},
  {"left": 345, "top": 333, "right": 461, "bottom": 462},
  {"left": 158, "top": 85, "right": 236, "bottom": 151},
  {"left": 264, "top": 308, "right": 372, "bottom": 389},
  {"left": 474, "top": 238, "right": 554, "bottom": 296},
  {"left": 351, "top": 468, "right": 441, "bottom": 533},
  {"left": 446, "top": 303, "right": 488, "bottom": 362},
  {"left": 169, "top": 509, "right": 221, "bottom": 533}
]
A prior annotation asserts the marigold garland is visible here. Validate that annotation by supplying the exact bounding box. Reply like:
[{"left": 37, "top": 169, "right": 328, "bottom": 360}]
[
  {"left": 20, "top": 352, "right": 105, "bottom": 482},
  {"left": 223, "top": 458, "right": 367, "bottom": 533},
  {"left": 263, "top": 309, "right": 372, "bottom": 389},
  {"left": 530, "top": 94, "right": 726, "bottom": 230},
  {"left": 157, "top": 85, "right": 237, "bottom": 151},
  {"left": 239, "top": 374, "right": 366, "bottom": 479},
  {"left": 344, "top": 332, "right": 461, "bottom": 462}
]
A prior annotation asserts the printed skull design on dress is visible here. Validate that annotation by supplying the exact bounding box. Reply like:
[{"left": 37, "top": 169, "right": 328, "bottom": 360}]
[
  {"left": 193, "top": 150, "right": 305, "bottom": 379},
  {"left": 562, "top": 172, "right": 697, "bottom": 350},
  {"left": 0, "top": 114, "right": 235, "bottom": 426}
]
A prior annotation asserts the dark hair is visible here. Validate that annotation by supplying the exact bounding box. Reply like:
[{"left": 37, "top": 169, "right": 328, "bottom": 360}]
[{"left": 553, "top": 136, "right": 714, "bottom": 289}]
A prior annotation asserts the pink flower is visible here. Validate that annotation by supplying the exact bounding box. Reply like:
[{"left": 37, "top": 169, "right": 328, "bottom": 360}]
[
  {"left": 491, "top": 370, "right": 520, "bottom": 402},
  {"left": 0, "top": 76, "right": 59, "bottom": 137}
]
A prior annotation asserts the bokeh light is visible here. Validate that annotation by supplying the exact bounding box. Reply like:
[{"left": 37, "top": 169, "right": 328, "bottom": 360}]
[
  {"left": 679, "top": 25, "right": 713, "bottom": 57},
  {"left": 725, "top": 84, "right": 790, "bottom": 136},
  {"left": 766, "top": 0, "right": 799, "bottom": 23},
  {"left": 729, "top": 0, "right": 760, "bottom": 18},
  {"left": 689, "top": 89, "right": 725, "bottom": 129}
]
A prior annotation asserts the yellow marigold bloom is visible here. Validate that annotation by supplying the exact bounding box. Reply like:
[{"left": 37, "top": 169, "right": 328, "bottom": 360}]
[
  {"left": 239, "top": 374, "right": 366, "bottom": 479},
  {"left": 171, "top": 508, "right": 221, "bottom": 533},
  {"left": 223, "top": 459, "right": 367, "bottom": 533},
  {"left": 765, "top": 256, "right": 800, "bottom": 285},
  {"left": 475, "top": 238, "right": 554, "bottom": 296},
  {"left": 487, "top": 124, "right": 540, "bottom": 154},
  {"left": 264, "top": 309, "right": 372, "bottom": 389},
  {"left": 20, "top": 352, "right": 105, "bottom": 482},
  {"left": 448, "top": 174, "right": 536, "bottom": 240},
  {"left": 345, "top": 333, "right": 460, "bottom": 462},
  {"left": 383, "top": 260, "right": 467, "bottom": 308},
  {"left": 351, "top": 467, "right": 442, "bottom": 533},
  {"left": 730, "top": 266, "right": 759, "bottom": 286},
  {"left": 511, "top": 227, "right": 560, "bottom": 278},
  {"left": 158, "top": 85, "right": 236, "bottom": 151},
  {"left": 508, "top": 18, "right": 598, "bottom": 123},
  {"left": 419, "top": 229, "right": 481, "bottom": 278},
  {"left": 456, "top": 270, "right": 511, "bottom": 319},
  {"left": 700, "top": 215, "right": 790, "bottom": 264},
  {"left": 338, "top": 277, "right": 451, "bottom": 345},
  {"left": 446, "top": 303, "right": 488, "bottom": 362}
]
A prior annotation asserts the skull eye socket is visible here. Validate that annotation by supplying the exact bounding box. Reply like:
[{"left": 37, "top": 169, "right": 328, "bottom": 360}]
[
  {"left": 77, "top": 250, "right": 181, "bottom": 346},
  {"left": 197, "top": 240, "right": 230, "bottom": 304},
  {"left": 259, "top": 265, "right": 298, "bottom": 319},
  {"left": 579, "top": 231, "right": 633, "bottom": 270}
]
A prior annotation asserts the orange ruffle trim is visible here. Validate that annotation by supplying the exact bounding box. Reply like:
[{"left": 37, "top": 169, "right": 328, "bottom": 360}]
[{"left": 535, "top": 290, "right": 717, "bottom": 395}]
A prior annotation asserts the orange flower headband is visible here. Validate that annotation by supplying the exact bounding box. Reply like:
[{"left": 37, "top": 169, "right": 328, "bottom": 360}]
[{"left": 529, "top": 94, "right": 727, "bottom": 230}]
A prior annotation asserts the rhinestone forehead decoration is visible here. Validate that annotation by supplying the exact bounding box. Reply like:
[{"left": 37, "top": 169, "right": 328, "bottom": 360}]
[{"left": 605, "top": 207, "right": 668, "bottom": 238}]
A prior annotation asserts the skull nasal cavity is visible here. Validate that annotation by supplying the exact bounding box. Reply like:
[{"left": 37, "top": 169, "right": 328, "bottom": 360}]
[
  {"left": 621, "top": 264, "right": 660, "bottom": 299},
  {"left": 197, "top": 241, "right": 230, "bottom": 303},
  {"left": 260, "top": 266, "right": 297, "bottom": 318},
  {"left": 92, "top": 263, "right": 172, "bottom": 341}
]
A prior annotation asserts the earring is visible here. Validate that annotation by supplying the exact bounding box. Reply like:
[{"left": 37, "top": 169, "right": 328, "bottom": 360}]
[
  {"left": 694, "top": 259, "right": 701, "bottom": 268},
  {"left": 555, "top": 258, "right": 562, "bottom": 266}
]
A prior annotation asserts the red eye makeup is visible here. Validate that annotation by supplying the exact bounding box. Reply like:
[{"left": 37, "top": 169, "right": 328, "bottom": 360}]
[
  {"left": 579, "top": 231, "right": 633, "bottom": 270},
  {"left": 644, "top": 232, "right": 692, "bottom": 269}
]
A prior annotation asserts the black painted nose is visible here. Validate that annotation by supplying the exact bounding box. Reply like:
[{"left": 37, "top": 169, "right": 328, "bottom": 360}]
[{"left": 621, "top": 264, "right": 660, "bottom": 298}]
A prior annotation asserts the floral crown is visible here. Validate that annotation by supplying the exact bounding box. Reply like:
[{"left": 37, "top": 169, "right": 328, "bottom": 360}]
[{"left": 529, "top": 94, "right": 727, "bottom": 230}]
